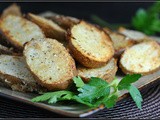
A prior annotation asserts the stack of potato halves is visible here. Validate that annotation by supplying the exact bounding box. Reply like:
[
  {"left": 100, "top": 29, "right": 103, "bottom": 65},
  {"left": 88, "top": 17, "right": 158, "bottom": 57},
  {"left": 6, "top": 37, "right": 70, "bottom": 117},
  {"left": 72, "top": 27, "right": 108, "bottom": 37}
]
[{"left": 0, "top": 4, "right": 159, "bottom": 93}]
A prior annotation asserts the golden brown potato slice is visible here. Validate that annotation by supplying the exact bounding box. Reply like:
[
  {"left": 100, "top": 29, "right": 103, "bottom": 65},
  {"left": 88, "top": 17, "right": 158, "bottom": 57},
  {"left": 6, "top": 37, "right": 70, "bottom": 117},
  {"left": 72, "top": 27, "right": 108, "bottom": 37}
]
[
  {"left": 39, "top": 11, "right": 80, "bottom": 30},
  {"left": 1, "top": 3, "right": 22, "bottom": 18},
  {"left": 0, "top": 55, "right": 44, "bottom": 92},
  {"left": 23, "top": 38, "right": 76, "bottom": 90},
  {"left": 67, "top": 21, "right": 114, "bottom": 68},
  {"left": 103, "top": 27, "right": 113, "bottom": 34},
  {"left": 109, "top": 32, "right": 136, "bottom": 57},
  {"left": 149, "top": 36, "right": 160, "bottom": 45},
  {"left": 0, "top": 4, "right": 22, "bottom": 47},
  {"left": 0, "top": 44, "right": 15, "bottom": 55},
  {"left": 118, "top": 27, "right": 152, "bottom": 43},
  {"left": 119, "top": 41, "right": 160, "bottom": 75},
  {"left": 77, "top": 58, "right": 117, "bottom": 83},
  {"left": 27, "top": 13, "right": 66, "bottom": 41},
  {"left": 0, "top": 15, "right": 45, "bottom": 50}
]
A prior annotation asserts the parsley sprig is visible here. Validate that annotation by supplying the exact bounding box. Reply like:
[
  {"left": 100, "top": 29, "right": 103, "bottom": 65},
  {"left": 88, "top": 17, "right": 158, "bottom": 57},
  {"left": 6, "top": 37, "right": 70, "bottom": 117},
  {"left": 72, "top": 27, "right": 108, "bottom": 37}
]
[
  {"left": 32, "top": 74, "right": 142, "bottom": 109},
  {"left": 131, "top": 2, "right": 160, "bottom": 35}
]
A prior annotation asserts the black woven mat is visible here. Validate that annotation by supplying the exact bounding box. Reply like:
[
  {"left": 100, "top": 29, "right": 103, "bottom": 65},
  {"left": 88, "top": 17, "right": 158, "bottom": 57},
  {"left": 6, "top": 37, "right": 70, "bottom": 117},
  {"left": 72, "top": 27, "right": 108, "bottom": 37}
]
[{"left": 0, "top": 83, "right": 160, "bottom": 118}]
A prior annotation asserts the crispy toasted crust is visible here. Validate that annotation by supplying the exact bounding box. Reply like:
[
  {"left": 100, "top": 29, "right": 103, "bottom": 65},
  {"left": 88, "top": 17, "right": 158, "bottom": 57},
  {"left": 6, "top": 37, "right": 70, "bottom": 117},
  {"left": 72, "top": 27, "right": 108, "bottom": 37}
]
[
  {"left": 149, "top": 36, "right": 160, "bottom": 45},
  {"left": 103, "top": 27, "right": 113, "bottom": 34},
  {"left": 110, "top": 32, "right": 135, "bottom": 51},
  {"left": 109, "top": 32, "right": 136, "bottom": 58},
  {"left": 39, "top": 11, "right": 80, "bottom": 30},
  {"left": 0, "top": 55, "right": 44, "bottom": 92},
  {"left": 27, "top": 13, "right": 66, "bottom": 41},
  {"left": 118, "top": 27, "right": 152, "bottom": 43},
  {"left": 23, "top": 38, "right": 77, "bottom": 90},
  {"left": 119, "top": 41, "right": 160, "bottom": 75},
  {"left": 0, "top": 43, "right": 22, "bottom": 56},
  {"left": 0, "top": 4, "right": 22, "bottom": 47},
  {"left": 0, "top": 44, "right": 15, "bottom": 55},
  {"left": 1, "top": 3, "right": 22, "bottom": 18},
  {"left": 67, "top": 20, "right": 114, "bottom": 68},
  {"left": 77, "top": 58, "right": 117, "bottom": 83},
  {"left": 0, "top": 15, "right": 45, "bottom": 50}
]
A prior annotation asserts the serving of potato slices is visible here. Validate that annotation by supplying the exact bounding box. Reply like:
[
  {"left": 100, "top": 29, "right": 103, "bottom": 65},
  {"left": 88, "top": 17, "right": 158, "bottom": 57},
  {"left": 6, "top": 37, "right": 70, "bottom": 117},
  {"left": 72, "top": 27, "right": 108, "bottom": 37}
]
[
  {"left": 118, "top": 27, "right": 152, "bottom": 43},
  {"left": 68, "top": 21, "right": 114, "bottom": 68},
  {"left": 27, "top": 13, "right": 66, "bottom": 41},
  {"left": 0, "top": 4, "right": 159, "bottom": 92},
  {"left": 0, "top": 55, "right": 44, "bottom": 92},
  {"left": 0, "top": 15, "right": 45, "bottom": 50},
  {"left": 1, "top": 3, "right": 22, "bottom": 18},
  {"left": 120, "top": 41, "right": 160, "bottom": 75},
  {"left": 108, "top": 32, "right": 136, "bottom": 57},
  {"left": 77, "top": 58, "right": 117, "bottom": 83},
  {"left": 23, "top": 38, "right": 76, "bottom": 90},
  {"left": 40, "top": 11, "right": 80, "bottom": 30}
]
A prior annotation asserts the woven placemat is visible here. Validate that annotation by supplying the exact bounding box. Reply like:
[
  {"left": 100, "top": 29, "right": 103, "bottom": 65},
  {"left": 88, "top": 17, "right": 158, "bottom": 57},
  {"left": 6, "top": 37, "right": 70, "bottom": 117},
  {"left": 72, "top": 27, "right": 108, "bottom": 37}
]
[
  {"left": 88, "top": 83, "right": 160, "bottom": 119},
  {"left": 0, "top": 83, "right": 159, "bottom": 118}
]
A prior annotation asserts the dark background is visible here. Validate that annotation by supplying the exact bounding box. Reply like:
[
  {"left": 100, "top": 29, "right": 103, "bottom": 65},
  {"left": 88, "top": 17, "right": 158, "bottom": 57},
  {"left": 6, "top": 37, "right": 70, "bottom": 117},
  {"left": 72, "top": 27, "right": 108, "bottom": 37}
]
[
  {"left": 0, "top": 2, "right": 154, "bottom": 25},
  {"left": 0, "top": 2, "right": 159, "bottom": 118}
]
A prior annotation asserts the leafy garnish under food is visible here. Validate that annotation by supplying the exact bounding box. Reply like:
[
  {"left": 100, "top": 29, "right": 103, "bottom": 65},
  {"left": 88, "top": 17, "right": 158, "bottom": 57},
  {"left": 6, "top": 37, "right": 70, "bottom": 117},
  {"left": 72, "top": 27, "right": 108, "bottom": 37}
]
[{"left": 32, "top": 74, "right": 143, "bottom": 109}]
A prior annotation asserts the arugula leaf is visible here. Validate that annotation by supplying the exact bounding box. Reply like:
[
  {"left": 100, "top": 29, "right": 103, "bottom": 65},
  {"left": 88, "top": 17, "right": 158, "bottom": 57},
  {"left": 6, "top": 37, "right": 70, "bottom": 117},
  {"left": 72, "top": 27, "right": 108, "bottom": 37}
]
[
  {"left": 32, "top": 91, "right": 74, "bottom": 104},
  {"left": 128, "top": 85, "right": 143, "bottom": 109},
  {"left": 73, "top": 76, "right": 85, "bottom": 88},
  {"left": 77, "top": 77, "right": 110, "bottom": 103},
  {"left": 118, "top": 74, "right": 142, "bottom": 90}
]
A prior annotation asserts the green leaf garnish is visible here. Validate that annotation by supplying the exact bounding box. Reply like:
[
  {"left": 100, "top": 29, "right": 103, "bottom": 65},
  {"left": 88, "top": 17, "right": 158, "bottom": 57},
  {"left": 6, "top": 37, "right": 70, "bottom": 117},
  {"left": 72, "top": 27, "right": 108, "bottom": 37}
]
[
  {"left": 128, "top": 85, "right": 143, "bottom": 109},
  {"left": 118, "top": 74, "right": 142, "bottom": 90},
  {"left": 118, "top": 74, "right": 143, "bottom": 109},
  {"left": 73, "top": 76, "right": 85, "bottom": 88},
  {"left": 31, "top": 74, "right": 142, "bottom": 109},
  {"left": 90, "top": 14, "right": 130, "bottom": 29},
  {"left": 77, "top": 77, "right": 110, "bottom": 103},
  {"left": 131, "top": 2, "right": 160, "bottom": 35},
  {"left": 32, "top": 91, "right": 74, "bottom": 103},
  {"left": 103, "top": 94, "right": 119, "bottom": 108}
]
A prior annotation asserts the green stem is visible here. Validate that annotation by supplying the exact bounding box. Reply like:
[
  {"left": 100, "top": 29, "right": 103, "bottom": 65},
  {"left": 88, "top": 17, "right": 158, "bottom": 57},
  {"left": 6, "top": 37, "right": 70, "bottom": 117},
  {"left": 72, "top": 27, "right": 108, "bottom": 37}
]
[{"left": 90, "top": 15, "right": 130, "bottom": 30}]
